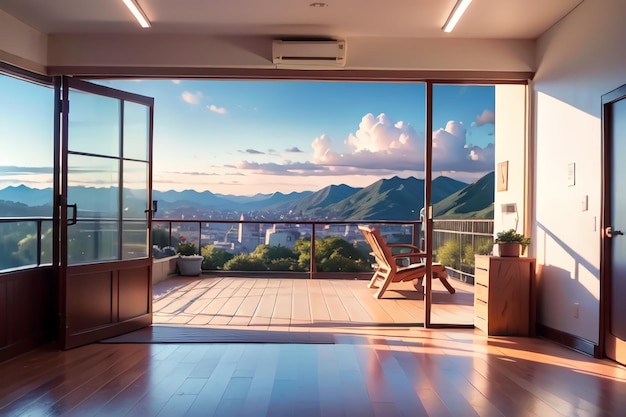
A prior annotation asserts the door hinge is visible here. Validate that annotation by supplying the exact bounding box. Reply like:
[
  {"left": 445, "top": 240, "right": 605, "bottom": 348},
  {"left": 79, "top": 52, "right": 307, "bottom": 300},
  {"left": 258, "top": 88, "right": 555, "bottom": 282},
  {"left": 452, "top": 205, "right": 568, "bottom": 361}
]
[{"left": 59, "top": 98, "right": 69, "bottom": 113}]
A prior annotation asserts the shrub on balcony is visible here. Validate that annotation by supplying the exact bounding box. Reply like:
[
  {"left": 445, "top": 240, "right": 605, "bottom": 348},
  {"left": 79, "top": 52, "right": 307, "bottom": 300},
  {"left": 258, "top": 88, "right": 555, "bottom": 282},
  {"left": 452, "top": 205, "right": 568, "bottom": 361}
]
[
  {"left": 152, "top": 227, "right": 170, "bottom": 248},
  {"left": 176, "top": 242, "right": 199, "bottom": 256},
  {"left": 435, "top": 239, "right": 462, "bottom": 270}
]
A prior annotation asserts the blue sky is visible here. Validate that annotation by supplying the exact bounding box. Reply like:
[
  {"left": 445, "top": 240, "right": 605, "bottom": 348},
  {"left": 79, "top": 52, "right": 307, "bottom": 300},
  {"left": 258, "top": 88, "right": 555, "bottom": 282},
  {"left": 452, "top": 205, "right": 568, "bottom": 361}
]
[{"left": 1, "top": 76, "right": 495, "bottom": 195}]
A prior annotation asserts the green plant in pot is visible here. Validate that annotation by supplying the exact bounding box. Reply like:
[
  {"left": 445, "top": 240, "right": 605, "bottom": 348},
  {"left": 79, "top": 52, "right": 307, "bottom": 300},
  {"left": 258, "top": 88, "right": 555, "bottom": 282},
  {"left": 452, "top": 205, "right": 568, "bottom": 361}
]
[
  {"left": 495, "top": 229, "right": 531, "bottom": 257},
  {"left": 176, "top": 240, "right": 204, "bottom": 276}
]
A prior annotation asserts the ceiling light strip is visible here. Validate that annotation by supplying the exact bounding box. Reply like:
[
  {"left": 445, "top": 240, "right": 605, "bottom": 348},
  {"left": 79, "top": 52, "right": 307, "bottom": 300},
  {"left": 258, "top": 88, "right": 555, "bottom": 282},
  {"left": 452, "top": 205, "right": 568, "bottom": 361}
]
[
  {"left": 442, "top": 0, "right": 472, "bottom": 33},
  {"left": 122, "top": 0, "right": 151, "bottom": 28}
]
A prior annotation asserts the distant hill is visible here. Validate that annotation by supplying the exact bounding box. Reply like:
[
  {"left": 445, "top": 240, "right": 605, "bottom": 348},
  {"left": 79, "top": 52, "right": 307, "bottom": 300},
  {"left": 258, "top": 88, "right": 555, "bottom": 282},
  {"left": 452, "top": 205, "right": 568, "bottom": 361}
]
[
  {"left": 0, "top": 173, "right": 494, "bottom": 220},
  {"left": 321, "top": 176, "right": 468, "bottom": 220},
  {"left": 433, "top": 171, "right": 494, "bottom": 219},
  {"left": 0, "top": 185, "right": 53, "bottom": 207},
  {"left": 282, "top": 184, "right": 359, "bottom": 216}
]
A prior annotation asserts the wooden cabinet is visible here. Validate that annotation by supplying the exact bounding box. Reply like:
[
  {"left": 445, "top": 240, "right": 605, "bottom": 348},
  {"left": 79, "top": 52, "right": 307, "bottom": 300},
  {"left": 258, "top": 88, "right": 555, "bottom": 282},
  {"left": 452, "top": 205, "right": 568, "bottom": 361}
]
[{"left": 474, "top": 255, "right": 536, "bottom": 336}]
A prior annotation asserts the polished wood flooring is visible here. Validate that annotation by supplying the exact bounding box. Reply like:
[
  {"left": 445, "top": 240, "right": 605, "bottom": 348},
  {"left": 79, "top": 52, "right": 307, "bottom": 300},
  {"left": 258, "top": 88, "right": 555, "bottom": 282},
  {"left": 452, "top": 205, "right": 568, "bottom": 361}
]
[{"left": 2, "top": 277, "right": 626, "bottom": 416}]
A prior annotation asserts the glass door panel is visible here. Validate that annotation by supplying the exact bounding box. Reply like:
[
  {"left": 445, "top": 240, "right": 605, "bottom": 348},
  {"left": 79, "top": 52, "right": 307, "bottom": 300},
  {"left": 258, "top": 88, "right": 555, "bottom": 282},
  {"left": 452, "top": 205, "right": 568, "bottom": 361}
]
[
  {"left": 430, "top": 84, "right": 496, "bottom": 326},
  {"left": 123, "top": 100, "right": 150, "bottom": 161},
  {"left": 66, "top": 154, "right": 120, "bottom": 264},
  {"left": 67, "top": 88, "right": 120, "bottom": 157},
  {"left": 123, "top": 160, "right": 149, "bottom": 259}
]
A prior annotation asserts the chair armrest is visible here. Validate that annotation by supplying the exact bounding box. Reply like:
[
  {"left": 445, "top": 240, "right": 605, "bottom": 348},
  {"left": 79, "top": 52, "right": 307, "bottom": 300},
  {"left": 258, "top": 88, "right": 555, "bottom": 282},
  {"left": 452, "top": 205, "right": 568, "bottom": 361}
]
[
  {"left": 387, "top": 243, "right": 423, "bottom": 252},
  {"left": 391, "top": 251, "right": 427, "bottom": 266},
  {"left": 391, "top": 251, "right": 426, "bottom": 259}
]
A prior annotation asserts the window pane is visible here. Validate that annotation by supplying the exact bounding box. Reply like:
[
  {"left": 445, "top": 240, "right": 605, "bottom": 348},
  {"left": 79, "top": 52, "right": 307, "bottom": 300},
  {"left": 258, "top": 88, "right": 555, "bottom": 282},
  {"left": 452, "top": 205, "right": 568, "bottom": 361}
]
[
  {"left": 68, "top": 88, "right": 120, "bottom": 157},
  {"left": 67, "top": 154, "right": 120, "bottom": 264},
  {"left": 123, "top": 160, "right": 148, "bottom": 259},
  {"left": 67, "top": 220, "right": 118, "bottom": 264},
  {"left": 0, "top": 72, "right": 54, "bottom": 271},
  {"left": 67, "top": 154, "right": 119, "bottom": 219},
  {"left": 122, "top": 220, "right": 147, "bottom": 260},
  {"left": 123, "top": 101, "right": 150, "bottom": 161}
]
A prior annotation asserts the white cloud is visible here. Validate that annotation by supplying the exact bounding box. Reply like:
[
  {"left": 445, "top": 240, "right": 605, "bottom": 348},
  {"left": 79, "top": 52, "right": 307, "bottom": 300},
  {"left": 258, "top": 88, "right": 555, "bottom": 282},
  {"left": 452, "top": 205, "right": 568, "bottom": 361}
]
[
  {"left": 233, "top": 112, "right": 494, "bottom": 176},
  {"left": 208, "top": 104, "right": 228, "bottom": 114},
  {"left": 475, "top": 109, "right": 495, "bottom": 126},
  {"left": 313, "top": 113, "right": 423, "bottom": 170},
  {"left": 172, "top": 80, "right": 181, "bottom": 85},
  {"left": 181, "top": 91, "right": 203, "bottom": 105}
]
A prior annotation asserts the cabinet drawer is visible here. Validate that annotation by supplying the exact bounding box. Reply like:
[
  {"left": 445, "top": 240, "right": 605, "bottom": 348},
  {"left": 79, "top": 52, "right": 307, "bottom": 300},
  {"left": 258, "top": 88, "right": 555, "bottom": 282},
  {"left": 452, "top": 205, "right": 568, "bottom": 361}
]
[
  {"left": 474, "top": 315, "right": 488, "bottom": 333},
  {"left": 475, "top": 255, "right": 490, "bottom": 271},
  {"left": 474, "top": 299, "right": 488, "bottom": 320},
  {"left": 474, "top": 283, "right": 489, "bottom": 303},
  {"left": 474, "top": 268, "right": 489, "bottom": 287}
]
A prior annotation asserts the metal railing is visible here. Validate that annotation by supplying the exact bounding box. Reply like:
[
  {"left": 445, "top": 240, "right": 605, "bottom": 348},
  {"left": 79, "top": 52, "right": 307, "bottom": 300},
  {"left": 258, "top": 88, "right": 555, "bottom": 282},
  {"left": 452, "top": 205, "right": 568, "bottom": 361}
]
[
  {"left": 152, "top": 218, "right": 422, "bottom": 278},
  {"left": 0, "top": 217, "right": 53, "bottom": 271},
  {"left": 0, "top": 216, "right": 495, "bottom": 283},
  {"left": 432, "top": 219, "right": 495, "bottom": 284}
]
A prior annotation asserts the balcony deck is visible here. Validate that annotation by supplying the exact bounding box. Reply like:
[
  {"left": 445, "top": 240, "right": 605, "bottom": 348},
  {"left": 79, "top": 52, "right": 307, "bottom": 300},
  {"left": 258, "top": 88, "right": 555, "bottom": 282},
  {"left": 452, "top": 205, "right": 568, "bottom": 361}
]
[{"left": 153, "top": 275, "right": 475, "bottom": 331}]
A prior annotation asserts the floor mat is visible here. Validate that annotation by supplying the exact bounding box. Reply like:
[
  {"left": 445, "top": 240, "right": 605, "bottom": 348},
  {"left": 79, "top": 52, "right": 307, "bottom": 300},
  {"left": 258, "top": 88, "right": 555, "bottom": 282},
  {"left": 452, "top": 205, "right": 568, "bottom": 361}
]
[{"left": 99, "top": 325, "right": 335, "bottom": 344}]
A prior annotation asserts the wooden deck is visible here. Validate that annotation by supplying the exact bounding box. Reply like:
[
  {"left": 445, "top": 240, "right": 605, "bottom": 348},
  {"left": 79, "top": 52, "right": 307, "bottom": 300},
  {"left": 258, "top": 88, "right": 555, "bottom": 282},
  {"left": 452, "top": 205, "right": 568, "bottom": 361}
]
[{"left": 152, "top": 276, "right": 476, "bottom": 330}]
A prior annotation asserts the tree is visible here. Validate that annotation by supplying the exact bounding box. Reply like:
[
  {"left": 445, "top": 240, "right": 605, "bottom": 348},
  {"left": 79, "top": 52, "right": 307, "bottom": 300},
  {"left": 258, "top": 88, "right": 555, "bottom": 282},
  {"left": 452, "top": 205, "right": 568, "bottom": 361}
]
[
  {"left": 223, "top": 254, "right": 267, "bottom": 271},
  {"left": 435, "top": 239, "right": 462, "bottom": 270},
  {"left": 251, "top": 244, "right": 297, "bottom": 264},
  {"left": 201, "top": 245, "right": 234, "bottom": 270},
  {"left": 293, "top": 236, "right": 371, "bottom": 273}
]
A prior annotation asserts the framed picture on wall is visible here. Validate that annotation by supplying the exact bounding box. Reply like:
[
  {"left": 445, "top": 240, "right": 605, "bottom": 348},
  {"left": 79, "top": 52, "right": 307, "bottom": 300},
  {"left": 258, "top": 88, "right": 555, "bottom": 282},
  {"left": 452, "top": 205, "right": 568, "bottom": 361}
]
[{"left": 497, "top": 161, "right": 508, "bottom": 192}]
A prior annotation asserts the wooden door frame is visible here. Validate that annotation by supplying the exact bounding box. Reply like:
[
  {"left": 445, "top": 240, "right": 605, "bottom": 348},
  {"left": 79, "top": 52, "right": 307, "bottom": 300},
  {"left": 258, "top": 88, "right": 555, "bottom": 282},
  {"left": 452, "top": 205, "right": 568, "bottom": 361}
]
[{"left": 600, "top": 83, "right": 626, "bottom": 361}]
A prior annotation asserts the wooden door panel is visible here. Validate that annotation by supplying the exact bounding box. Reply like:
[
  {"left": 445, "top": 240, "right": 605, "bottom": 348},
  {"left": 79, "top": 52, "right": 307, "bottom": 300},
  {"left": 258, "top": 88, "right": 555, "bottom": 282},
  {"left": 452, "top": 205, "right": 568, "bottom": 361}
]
[
  {"left": 66, "top": 270, "right": 114, "bottom": 332},
  {"left": 119, "top": 265, "right": 151, "bottom": 321}
]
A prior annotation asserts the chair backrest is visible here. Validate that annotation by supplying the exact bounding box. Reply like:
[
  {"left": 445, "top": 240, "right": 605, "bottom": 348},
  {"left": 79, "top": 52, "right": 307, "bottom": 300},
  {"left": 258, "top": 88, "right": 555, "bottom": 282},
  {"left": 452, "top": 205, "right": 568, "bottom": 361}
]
[{"left": 358, "top": 225, "right": 395, "bottom": 271}]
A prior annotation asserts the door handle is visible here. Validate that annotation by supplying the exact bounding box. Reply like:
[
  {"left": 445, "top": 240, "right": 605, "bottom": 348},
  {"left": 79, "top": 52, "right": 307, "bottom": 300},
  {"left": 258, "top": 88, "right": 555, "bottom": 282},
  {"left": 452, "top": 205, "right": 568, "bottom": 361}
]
[
  {"left": 67, "top": 203, "right": 77, "bottom": 226},
  {"left": 606, "top": 226, "right": 624, "bottom": 238},
  {"left": 145, "top": 200, "right": 158, "bottom": 215}
]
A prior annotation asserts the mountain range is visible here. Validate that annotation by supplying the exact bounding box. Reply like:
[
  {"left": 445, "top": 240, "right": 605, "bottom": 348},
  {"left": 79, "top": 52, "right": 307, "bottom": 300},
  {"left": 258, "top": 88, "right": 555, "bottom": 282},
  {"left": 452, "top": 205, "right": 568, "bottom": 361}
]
[{"left": 0, "top": 172, "right": 494, "bottom": 220}]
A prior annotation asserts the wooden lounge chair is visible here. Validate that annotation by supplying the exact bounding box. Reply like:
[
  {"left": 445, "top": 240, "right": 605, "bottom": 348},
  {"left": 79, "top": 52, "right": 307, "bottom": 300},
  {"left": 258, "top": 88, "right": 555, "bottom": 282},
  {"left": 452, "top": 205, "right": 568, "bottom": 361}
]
[{"left": 358, "top": 225, "right": 456, "bottom": 299}]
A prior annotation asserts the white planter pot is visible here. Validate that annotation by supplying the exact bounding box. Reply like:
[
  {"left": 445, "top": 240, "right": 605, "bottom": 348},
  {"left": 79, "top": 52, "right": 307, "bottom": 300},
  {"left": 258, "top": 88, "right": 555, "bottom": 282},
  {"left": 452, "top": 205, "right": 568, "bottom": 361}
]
[{"left": 177, "top": 255, "right": 204, "bottom": 276}]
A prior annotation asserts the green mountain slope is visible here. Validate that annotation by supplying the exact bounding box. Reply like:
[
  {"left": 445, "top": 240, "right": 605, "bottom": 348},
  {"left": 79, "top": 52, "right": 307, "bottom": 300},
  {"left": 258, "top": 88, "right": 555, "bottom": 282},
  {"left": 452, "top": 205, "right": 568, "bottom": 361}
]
[{"left": 433, "top": 171, "right": 494, "bottom": 219}]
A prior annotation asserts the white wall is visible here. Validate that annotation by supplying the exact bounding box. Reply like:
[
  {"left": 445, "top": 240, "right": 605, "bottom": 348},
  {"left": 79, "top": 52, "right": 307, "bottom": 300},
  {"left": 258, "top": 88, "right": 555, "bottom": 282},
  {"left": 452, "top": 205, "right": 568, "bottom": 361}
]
[
  {"left": 0, "top": 9, "right": 47, "bottom": 73},
  {"left": 494, "top": 85, "right": 528, "bottom": 243},
  {"left": 533, "top": 0, "right": 626, "bottom": 343},
  {"left": 44, "top": 35, "right": 535, "bottom": 73}
]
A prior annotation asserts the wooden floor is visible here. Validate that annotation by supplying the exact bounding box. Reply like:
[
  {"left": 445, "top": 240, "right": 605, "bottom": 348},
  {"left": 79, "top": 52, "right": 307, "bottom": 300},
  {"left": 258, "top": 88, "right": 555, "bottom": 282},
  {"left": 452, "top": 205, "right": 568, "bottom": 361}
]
[
  {"left": 152, "top": 276, "right": 476, "bottom": 329},
  {"left": 2, "top": 277, "right": 626, "bottom": 416}
]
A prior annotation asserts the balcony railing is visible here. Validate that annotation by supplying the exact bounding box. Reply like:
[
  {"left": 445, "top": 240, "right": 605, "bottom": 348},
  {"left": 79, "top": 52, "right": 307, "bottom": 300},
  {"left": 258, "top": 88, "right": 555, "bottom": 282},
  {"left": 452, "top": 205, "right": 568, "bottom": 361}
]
[
  {"left": 0, "top": 217, "right": 53, "bottom": 271},
  {"left": 0, "top": 216, "right": 495, "bottom": 283},
  {"left": 432, "top": 219, "right": 495, "bottom": 284},
  {"left": 152, "top": 219, "right": 422, "bottom": 279},
  {"left": 153, "top": 218, "right": 494, "bottom": 281}
]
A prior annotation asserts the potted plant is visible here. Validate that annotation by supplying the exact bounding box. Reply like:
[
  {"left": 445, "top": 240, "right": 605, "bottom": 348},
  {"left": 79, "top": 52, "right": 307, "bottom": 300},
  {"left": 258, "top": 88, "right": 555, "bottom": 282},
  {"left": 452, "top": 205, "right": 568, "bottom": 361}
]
[
  {"left": 494, "top": 229, "right": 531, "bottom": 257},
  {"left": 176, "top": 239, "right": 204, "bottom": 276}
]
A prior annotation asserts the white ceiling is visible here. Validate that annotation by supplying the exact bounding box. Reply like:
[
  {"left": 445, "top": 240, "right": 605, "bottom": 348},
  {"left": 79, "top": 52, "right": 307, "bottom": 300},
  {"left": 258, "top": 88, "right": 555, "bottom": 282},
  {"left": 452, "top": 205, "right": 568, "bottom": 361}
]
[{"left": 0, "top": 0, "right": 583, "bottom": 39}]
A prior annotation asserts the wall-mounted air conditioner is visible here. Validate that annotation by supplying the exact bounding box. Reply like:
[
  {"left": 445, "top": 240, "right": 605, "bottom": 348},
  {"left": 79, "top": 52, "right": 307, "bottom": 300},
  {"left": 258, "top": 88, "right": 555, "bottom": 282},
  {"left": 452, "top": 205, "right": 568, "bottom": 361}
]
[{"left": 272, "top": 40, "right": 347, "bottom": 69}]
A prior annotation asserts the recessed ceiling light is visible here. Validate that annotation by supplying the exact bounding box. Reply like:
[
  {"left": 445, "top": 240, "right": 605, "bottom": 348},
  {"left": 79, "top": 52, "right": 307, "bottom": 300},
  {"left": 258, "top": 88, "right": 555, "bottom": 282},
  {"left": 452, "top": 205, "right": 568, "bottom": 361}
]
[{"left": 310, "top": 2, "right": 328, "bottom": 7}]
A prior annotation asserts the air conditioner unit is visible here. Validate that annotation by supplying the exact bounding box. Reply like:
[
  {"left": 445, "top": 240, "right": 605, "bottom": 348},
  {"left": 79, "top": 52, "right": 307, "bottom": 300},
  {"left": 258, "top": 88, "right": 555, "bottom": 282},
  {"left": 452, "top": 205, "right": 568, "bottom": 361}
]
[{"left": 272, "top": 40, "right": 347, "bottom": 69}]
